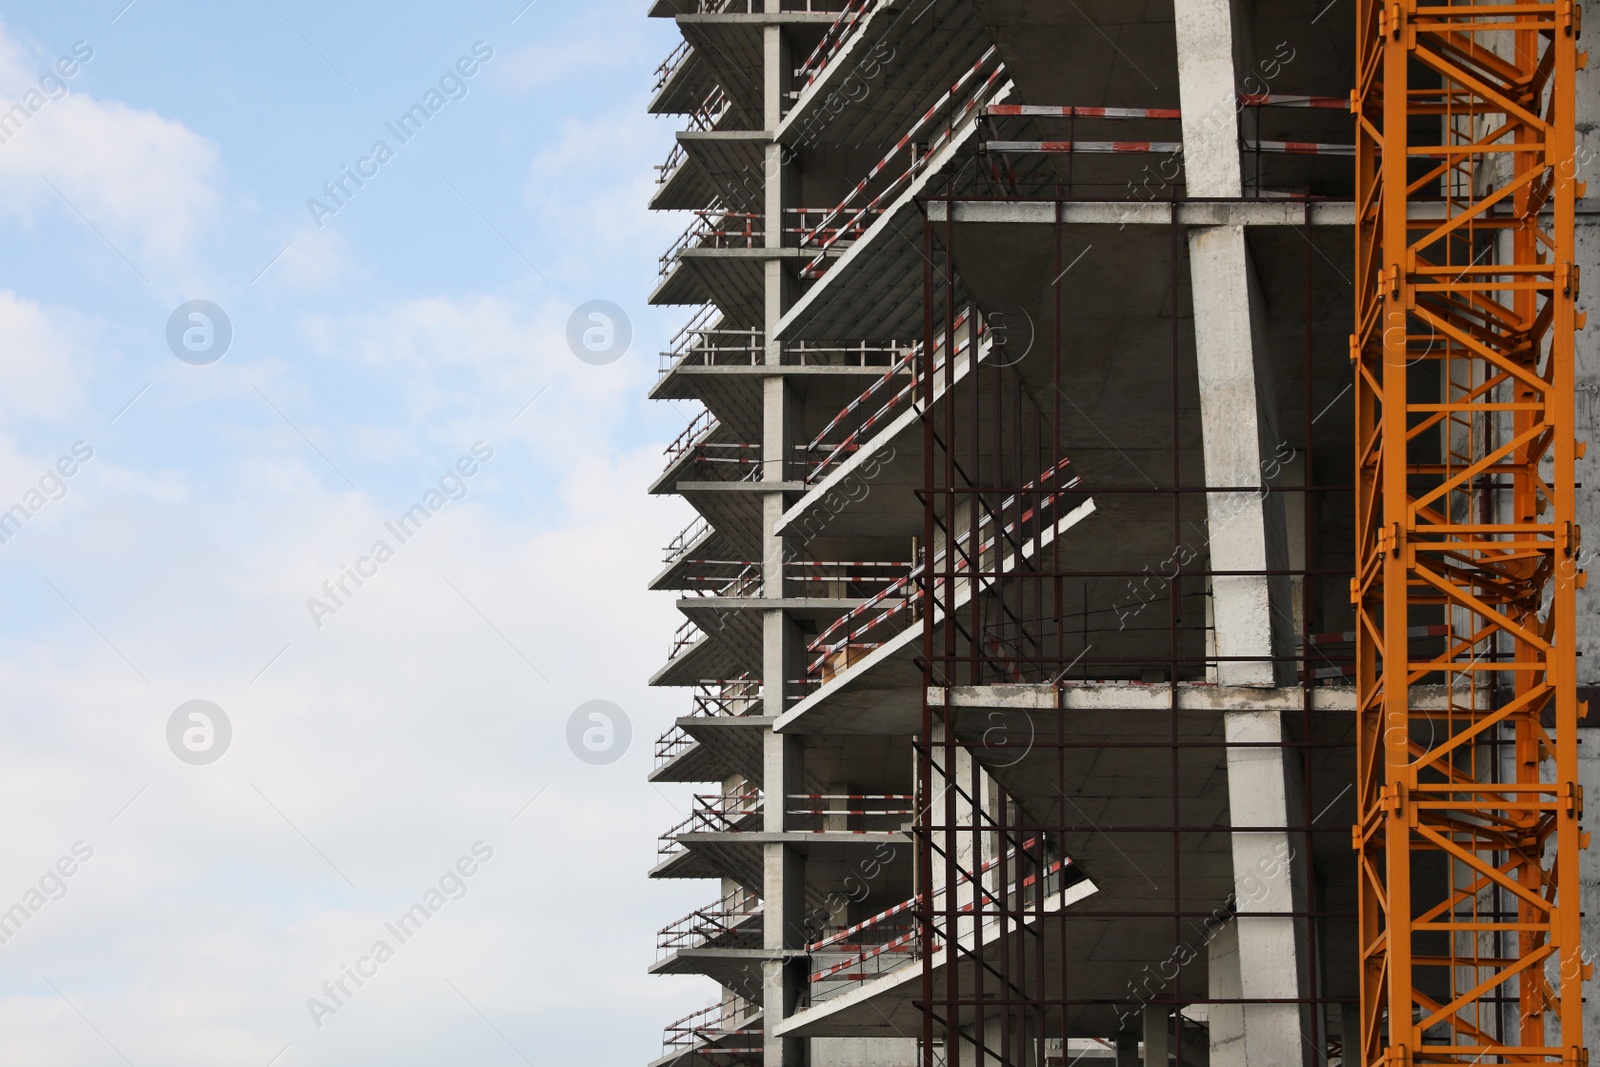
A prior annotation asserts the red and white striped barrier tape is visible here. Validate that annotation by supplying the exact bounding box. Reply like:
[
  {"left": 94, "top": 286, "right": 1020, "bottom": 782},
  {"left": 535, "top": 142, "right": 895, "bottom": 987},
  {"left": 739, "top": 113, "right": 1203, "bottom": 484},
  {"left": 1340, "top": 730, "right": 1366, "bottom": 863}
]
[
  {"left": 985, "top": 105, "right": 1181, "bottom": 119},
  {"left": 986, "top": 140, "right": 1184, "bottom": 154}
]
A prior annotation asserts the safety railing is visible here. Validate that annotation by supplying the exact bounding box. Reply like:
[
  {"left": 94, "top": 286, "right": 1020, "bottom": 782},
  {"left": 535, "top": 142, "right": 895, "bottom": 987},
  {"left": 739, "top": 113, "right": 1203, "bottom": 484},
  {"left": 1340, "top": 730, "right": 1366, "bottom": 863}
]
[
  {"left": 807, "top": 836, "right": 1073, "bottom": 997},
  {"left": 659, "top": 327, "right": 907, "bottom": 380},
  {"left": 784, "top": 205, "right": 883, "bottom": 254},
  {"left": 659, "top": 791, "right": 764, "bottom": 859},
  {"left": 659, "top": 327, "right": 764, "bottom": 378},
  {"left": 662, "top": 997, "right": 759, "bottom": 1053},
  {"left": 655, "top": 724, "right": 697, "bottom": 768},
  {"left": 658, "top": 887, "right": 763, "bottom": 958},
  {"left": 667, "top": 618, "right": 703, "bottom": 663},
  {"left": 673, "top": 556, "right": 760, "bottom": 594},
  {"left": 805, "top": 456, "right": 1081, "bottom": 680},
  {"left": 783, "top": 339, "right": 906, "bottom": 367},
  {"left": 797, "top": 310, "right": 974, "bottom": 483},
  {"left": 655, "top": 140, "right": 687, "bottom": 188},
  {"left": 784, "top": 559, "right": 911, "bottom": 599},
  {"left": 660, "top": 207, "right": 765, "bottom": 278},
  {"left": 663, "top": 515, "right": 712, "bottom": 565},
  {"left": 691, "top": 676, "right": 763, "bottom": 716},
  {"left": 786, "top": 793, "right": 913, "bottom": 833},
  {"left": 654, "top": 677, "right": 765, "bottom": 771},
  {"left": 796, "top": 49, "right": 1006, "bottom": 280},
  {"left": 653, "top": 38, "right": 692, "bottom": 95},
  {"left": 692, "top": 0, "right": 845, "bottom": 11},
  {"left": 684, "top": 85, "right": 731, "bottom": 134},
  {"left": 793, "top": 0, "right": 879, "bottom": 93},
  {"left": 701, "top": 562, "right": 762, "bottom": 599},
  {"left": 680, "top": 441, "right": 762, "bottom": 481},
  {"left": 664, "top": 409, "right": 719, "bottom": 468}
]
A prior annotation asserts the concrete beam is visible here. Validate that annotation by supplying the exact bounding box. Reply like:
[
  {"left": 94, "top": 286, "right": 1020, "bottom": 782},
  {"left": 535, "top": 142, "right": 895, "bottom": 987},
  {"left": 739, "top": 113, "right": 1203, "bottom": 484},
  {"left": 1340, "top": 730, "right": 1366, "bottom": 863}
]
[
  {"left": 930, "top": 682, "right": 1457, "bottom": 713},
  {"left": 926, "top": 198, "right": 1360, "bottom": 227}
]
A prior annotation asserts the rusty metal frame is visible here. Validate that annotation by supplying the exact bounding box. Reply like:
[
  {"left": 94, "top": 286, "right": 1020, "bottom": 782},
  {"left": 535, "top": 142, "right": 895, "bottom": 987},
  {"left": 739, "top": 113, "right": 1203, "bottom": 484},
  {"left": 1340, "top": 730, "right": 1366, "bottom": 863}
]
[{"left": 914, "top": 178, "right": 1358, "bottom": 1065}]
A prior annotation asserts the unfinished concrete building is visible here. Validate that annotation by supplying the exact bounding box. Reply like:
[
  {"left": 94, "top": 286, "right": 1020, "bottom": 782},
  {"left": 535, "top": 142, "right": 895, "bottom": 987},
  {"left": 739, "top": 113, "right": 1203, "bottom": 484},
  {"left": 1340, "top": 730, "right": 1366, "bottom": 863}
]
[{"left": 644, "top": 2, "right": 1598, "bottom": 1064}]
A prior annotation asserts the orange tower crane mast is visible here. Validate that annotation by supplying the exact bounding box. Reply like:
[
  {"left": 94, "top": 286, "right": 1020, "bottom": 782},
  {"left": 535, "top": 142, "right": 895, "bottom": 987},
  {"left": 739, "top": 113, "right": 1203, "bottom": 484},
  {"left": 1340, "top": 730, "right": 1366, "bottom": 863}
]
[{"left": 1353, "top": 1, "right": 1589, "bottom": 1063}]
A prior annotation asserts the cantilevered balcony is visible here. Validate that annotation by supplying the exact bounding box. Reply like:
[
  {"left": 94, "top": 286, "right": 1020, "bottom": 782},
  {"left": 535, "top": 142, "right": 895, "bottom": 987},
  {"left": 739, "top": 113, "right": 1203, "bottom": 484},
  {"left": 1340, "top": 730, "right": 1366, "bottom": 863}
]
[
  {"left": 653, "top": 206, "right": 780, "bottom": 318},
  {"left": 653, "top": 997, "right": 762, "bottom": 1067},
  {"left": 651, "top": 887, "right": 773, "bottom": 991},
  {"left": 653, "top": 677, "right": 768, "bottom": 784}
]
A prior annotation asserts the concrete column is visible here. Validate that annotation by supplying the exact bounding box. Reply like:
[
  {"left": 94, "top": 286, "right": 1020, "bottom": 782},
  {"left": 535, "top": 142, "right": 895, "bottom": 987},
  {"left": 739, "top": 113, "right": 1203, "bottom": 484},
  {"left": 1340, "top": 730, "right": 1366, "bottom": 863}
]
[
  {"left": 1175, "top": 8, "right": 1305, "bottom": 1059},
  {"left": 764, "top": 725, "right": 806, "bottom": 1065},
  {"left": 1206, "top": 919, "right": 1244, "bottom": 1065},
  {"left": 1142, "top": 1005, "right": 1169, "bottom": 1065},
  {"left": 1219, "top": 709, "right": 1311, "bottom": 1066},
  {"left": 1186, "top": 228, "right": 1294, "bottom": 688},
  {"left": 955, "top": 1015, "right": 1031, "bottom": 1067},
  {"left": 760, "top": 12, "right": 804, "bottom": 1067},
  {"left": 1173, "top": 0, "right": 1249, "bottom": 198},
  {"left": 1176, "top": 0, "right": 1294, "bottom": 689},
  {"left": 1114, "top": 1031, "right": 1140, "bottom": 1067}
]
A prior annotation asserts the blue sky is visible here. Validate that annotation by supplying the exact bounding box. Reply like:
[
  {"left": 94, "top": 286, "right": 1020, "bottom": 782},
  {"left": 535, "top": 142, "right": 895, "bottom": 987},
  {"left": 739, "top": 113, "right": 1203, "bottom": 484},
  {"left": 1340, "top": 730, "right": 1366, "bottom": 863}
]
[{"left": 0, "top": 1, "right": 709, "bottom": 1063}]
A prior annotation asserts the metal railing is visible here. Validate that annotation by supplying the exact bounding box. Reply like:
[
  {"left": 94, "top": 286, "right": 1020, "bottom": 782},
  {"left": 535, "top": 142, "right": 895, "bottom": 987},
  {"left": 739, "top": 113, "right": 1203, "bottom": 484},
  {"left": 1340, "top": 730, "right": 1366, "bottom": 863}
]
[
  {"left": 662, "top": 997, "right": 759, "bottom": 1053},
  {"left": 654, "top": 140, "right": 687, "bottom": 188},
  {"left": 797, "top": 49, "right": 1007, "bottom": 280},
  {"left": 680, "top": 442, "right": 762, "bottom": 481},
  {"left": 654, "top": 678, "right": 765, "bottom": 771},
  {"left": 797, "top": 311, "right": 974, "bottom": 483},
  {"left": 693, "top": 0, "right": 842, "bottom": 11},
  {"left": 682, "top": 559, "right": 762, "bottom": 596},
  {"left": 664, "top": 409, "right": 719, "bottom": 466},
  {"left": 667, "top": 618, "right": 702, "bottom": 662},
  {"left": 658, "top": 323, "right": 907, "bottom": 380},
  {"left": 784, "top": 205, "right": 882, "bottom": 254},
  {"left": 793, "top": 0, "right": 879, "bottom": 93},
  {"left": 660, "top": 207, "right": 765, "bottom": 278},
  {"left": 686, "top": 85, "right": 731, "bottom": 132},
  {"left": 784, "top": 559, "right": 911, "bottom": 598},
  {"left": 805, "top": 456, "right": 1082, "bottom": 679},
  {"left": 653, "top": 38, "right": 692, "bottom": 95},
  {"left": 806, "top": 837, "right": 1073, "bottom": 997},
  {"left": 785, "top": 793, "right": 912, "bottom": 833},
  {"left": 658, "top": 791, "right": 764, "bottom": 858},
  {"left": 663, "top": 515, "right": 712, "bottom": 565},
  {"left": 658, "top": 887, "right": 762, "bottom": 958}
]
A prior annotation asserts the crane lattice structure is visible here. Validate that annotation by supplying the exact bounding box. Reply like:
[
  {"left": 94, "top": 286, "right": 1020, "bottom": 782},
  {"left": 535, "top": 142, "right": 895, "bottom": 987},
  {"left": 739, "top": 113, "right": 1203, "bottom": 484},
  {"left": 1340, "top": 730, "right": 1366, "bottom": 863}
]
[{"left": 1353, "top": 1, "right": 1589, "bottom": 1063}]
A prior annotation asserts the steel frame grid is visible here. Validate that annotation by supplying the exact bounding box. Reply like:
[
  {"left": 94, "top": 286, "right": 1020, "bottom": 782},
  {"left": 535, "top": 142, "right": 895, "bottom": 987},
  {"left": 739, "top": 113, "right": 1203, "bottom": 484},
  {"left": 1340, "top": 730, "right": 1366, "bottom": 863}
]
[
  {"left": 1352, "top": 1, "right": 1589, "bottom": 1063},
  {"left": 912, "top": 188, "right": 1359, "bottom": 1067}
]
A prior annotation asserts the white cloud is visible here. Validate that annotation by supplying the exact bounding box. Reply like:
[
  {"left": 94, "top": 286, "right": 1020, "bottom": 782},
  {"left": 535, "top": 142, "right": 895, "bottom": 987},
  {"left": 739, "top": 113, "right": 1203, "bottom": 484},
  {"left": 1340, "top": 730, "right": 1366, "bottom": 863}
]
[
  {"left": 0, "top": 278, "right": 708, "bottom": 1064},
  {"left": 0, "top": 289, "right": 89, "bottom": 423},
  {"left": 0, "top": 6, "right": 720, "bottom": 1059},
  {"left": 0, "top": 27, "right": 221, "bottom": 267}
]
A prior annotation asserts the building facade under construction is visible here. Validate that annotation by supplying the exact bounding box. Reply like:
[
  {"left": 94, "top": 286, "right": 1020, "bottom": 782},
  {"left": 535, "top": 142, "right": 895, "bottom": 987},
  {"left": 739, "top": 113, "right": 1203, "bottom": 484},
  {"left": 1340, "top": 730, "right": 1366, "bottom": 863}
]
[{"left": 644, "top": 1, "right": 1599, "bottom": 1064}]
